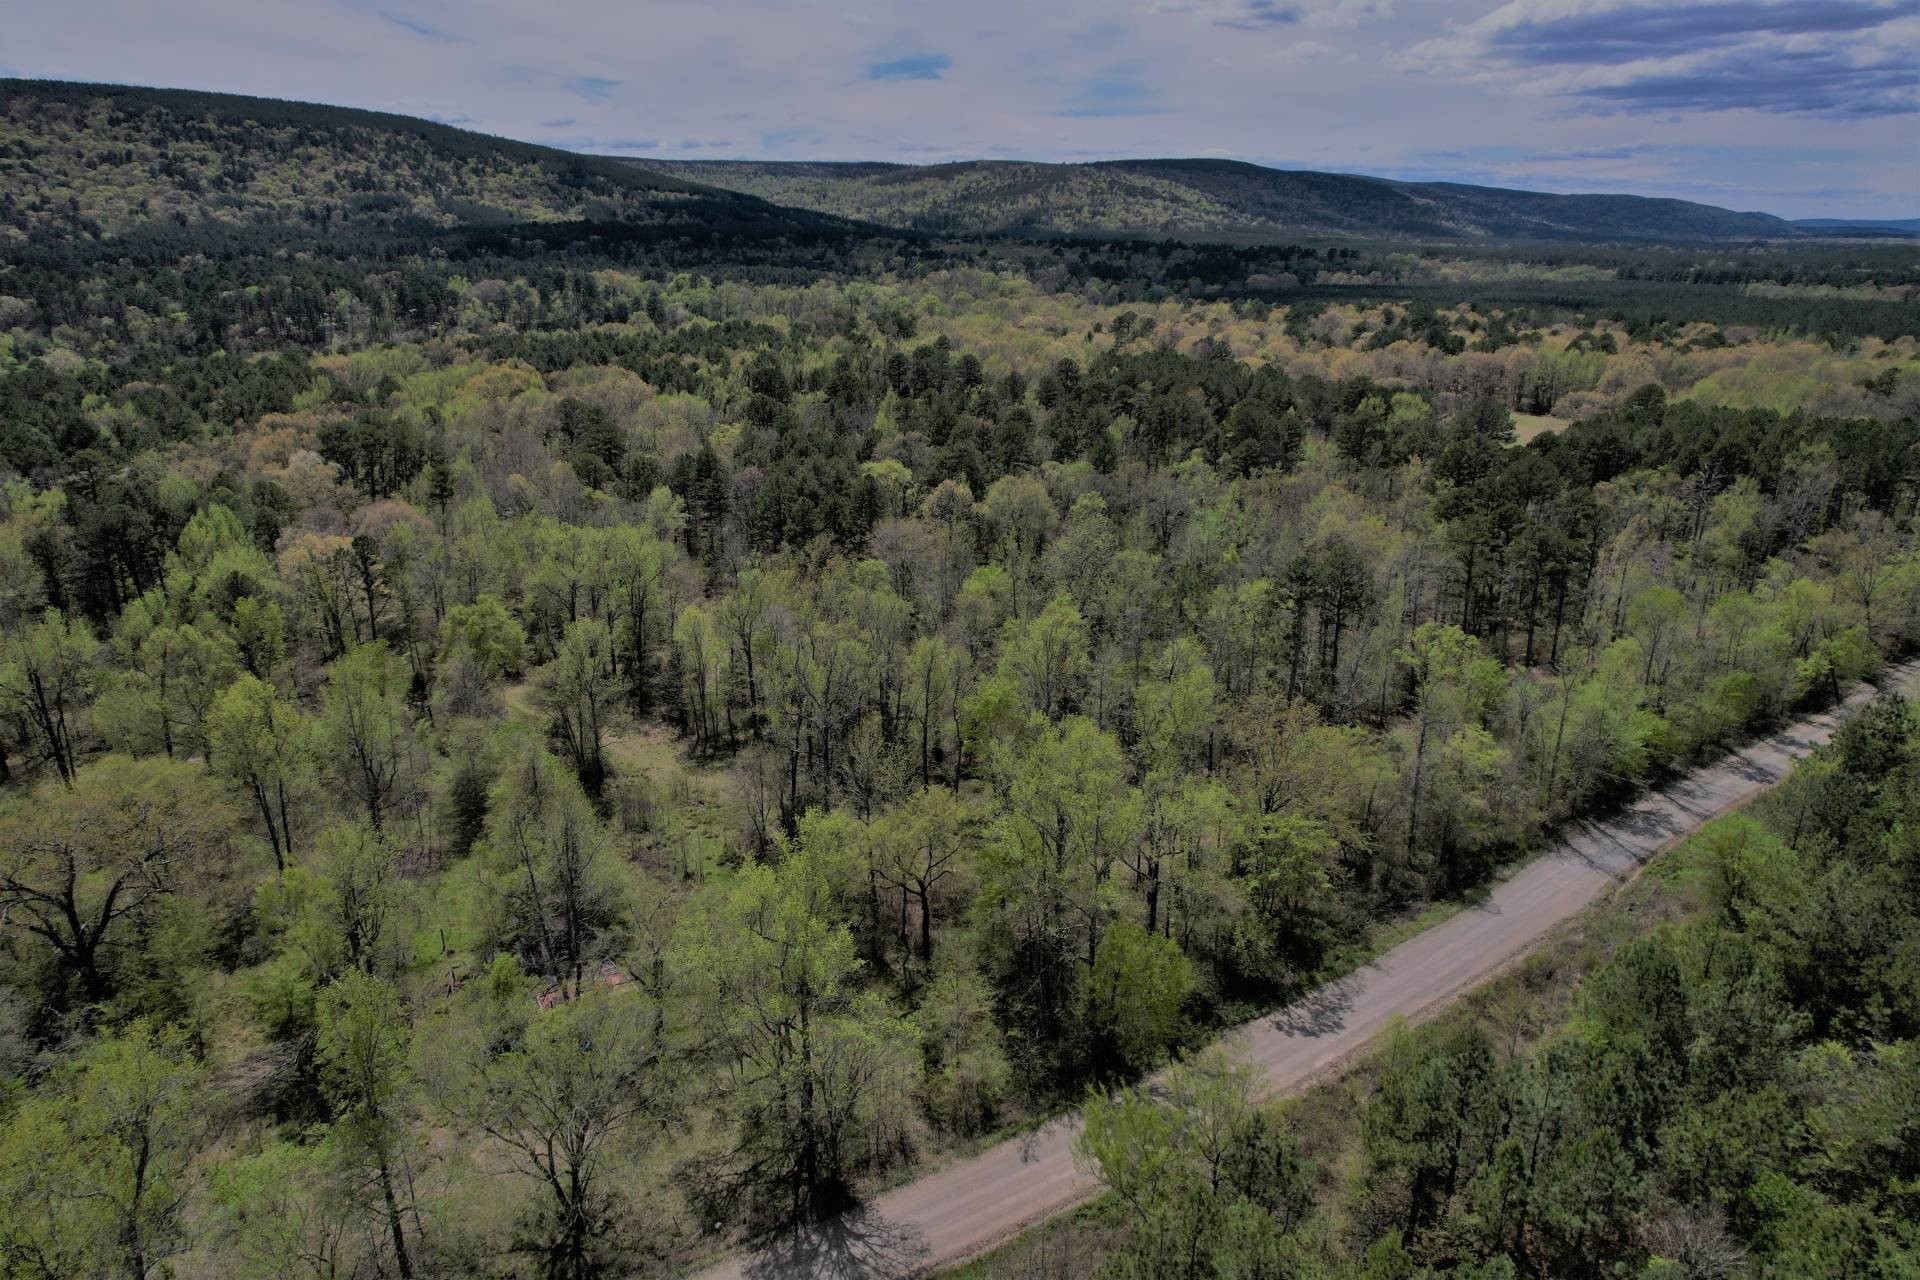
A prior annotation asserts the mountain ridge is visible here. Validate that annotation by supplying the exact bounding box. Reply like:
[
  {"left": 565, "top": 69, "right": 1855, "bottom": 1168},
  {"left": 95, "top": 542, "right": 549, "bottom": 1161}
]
[
  {"left": 625, "top": 155, "right": 1803, "bottom": 243},
  {"left": 1793, "top": 217, "right": 1920, "bottom": 236},
  {"left": 0, "top": 79, "right": 1819, "bottom": 245}
]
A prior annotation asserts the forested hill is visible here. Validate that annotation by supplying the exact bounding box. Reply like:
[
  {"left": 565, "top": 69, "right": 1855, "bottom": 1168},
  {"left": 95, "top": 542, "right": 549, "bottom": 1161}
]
[
  {"left": 1795, "top": 217, "right": 1920, "bottom": 236},
  {"left": 0, "top": 80, "right": 842, "bottom": 241},
  {"left": 629, "top": 156, "right": 1802, "bottom": 242},
  {"left": 0, "top": 81, "right": 1810, "bottom": 246}
]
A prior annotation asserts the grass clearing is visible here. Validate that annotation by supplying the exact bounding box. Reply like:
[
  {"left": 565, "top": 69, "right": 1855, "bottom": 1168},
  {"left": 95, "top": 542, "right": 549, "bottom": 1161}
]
[
  {"left": 1512, "top": 412, "right": 1564, "bottom": 443},
  {"left": 503, "top": 678, "right": 744, "bottom": 880}
]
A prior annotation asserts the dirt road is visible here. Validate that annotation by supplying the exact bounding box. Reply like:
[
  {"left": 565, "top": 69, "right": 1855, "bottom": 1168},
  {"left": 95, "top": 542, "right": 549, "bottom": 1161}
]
[{"left": 693, "top": 664, "right": 1919, "bottom": 1280}]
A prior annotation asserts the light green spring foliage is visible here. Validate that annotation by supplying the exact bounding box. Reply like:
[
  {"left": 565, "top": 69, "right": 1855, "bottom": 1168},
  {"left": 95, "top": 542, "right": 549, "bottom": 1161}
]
[
  {"left": 0, "top": 606, "right": 100, "bottom": 781},
  {"left": 1085, "top": 920, "right": 1196, "bottom": 1070},
  {"left": 1062, "top": 699, "right": 1920, "bottom": 1278},
  {"left": 671, "top": 847, "right": 919, "bottom": 1220},
  {"left": 479, "top": 737, "right": 623, "bottom": 988},
  {"left": 315, "top": 969, "right": 420, "bottom": 1279},
  {"left": 1077, "top": 1046, "right": 1319, "bottom": 1280},
  {"left": 418, "top": 983, "right": 665, "bottom": 1276},
  {"left": 0, "top": 1022, "right": 204, "bottom": 1280},
  {"left": 0, "top": 140, "right": 1913, "bottom": 1280},
  {"left": 318, "top": 642, "right": 418, "bottom": 831},
  {"left": 205, "top": 672, "right": 311, "bottom": 869},
  {"left": 440, "top": 594, "right": 526, "bottom": 679}
]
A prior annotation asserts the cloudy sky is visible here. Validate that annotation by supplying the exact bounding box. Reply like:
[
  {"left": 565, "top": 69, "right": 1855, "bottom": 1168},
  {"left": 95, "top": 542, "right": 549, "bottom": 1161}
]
[{"left": 3, "top": 0, "right": 1916, "bottom": 218}]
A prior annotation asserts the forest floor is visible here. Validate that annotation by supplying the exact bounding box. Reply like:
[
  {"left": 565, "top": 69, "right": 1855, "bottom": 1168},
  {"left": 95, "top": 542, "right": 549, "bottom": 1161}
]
[
  {"left": 502, "top": 679, "right": 742, "bottom": 881},
  {"left": 1511, "top": 412, "right": 1565, "bottom": 443},
  {"left": 690, "top": 661, "right": 1920, "bottom": 1280}
]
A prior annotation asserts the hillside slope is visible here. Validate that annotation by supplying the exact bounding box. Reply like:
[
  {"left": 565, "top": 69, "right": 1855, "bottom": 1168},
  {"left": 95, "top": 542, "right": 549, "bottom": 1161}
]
[
  {"left": 1794, "top": 217, "right": 1920, "bottom": 235},
  {"left": 0, "top": 80, "right": 833, "bottom": 242},
  {"left": 633, "top": 156, "right": 1800, "bottom": 242},
  {"left": 0, "top": 82, "right": 1801, "bottom": 247}
]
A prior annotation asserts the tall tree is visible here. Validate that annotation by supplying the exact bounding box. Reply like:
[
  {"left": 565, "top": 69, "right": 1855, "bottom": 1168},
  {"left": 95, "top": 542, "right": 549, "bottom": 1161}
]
[
  {"left": 979, "top": 717, "right": 1141, "bottom": 1072},
  {"left": 205, "top": 673, "right": 309, "bottom": 873},
  {"left": 483, "top": 740, "right": 621, "bottom": 993},
  {"left": 429, "top": 990, "right": 665, "bottom": 1278},
  {"left": 535, "top": 618, "right": 618, "bottom": 797},
  {"left": 1076, "top": 1046, "right": 1314, "bottom": 1279},
  {"left": 872, "top": 785, "right": 976, "bottom": 961},
  {"left": 315, "top": 971, "right": 418, "bottom": 1280},
  {"left": 0, "top": 1022, "right": 206, "bottom": 1280},
  {"left": 674, "top": 850, "right": 917, "bottom": 1225},
  {"left": 0, "top": 755, "right": 235, "bottom": 1000},
  {"left": 0, "top": 607, "right": 99, "bottom": 783},
  {"left": 318, "top": 642, "right": 417, "bottom": 832}
]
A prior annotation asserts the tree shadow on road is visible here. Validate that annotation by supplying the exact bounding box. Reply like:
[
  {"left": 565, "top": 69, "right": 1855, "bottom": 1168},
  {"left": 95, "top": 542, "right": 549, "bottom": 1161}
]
[
  {"left": 1559, "top": 803, "right": 1683, "bottom": 877},
  {"left": 741, "top": 1207, "right": 931, "bottom": 1280},
  {"left": 1721, "top": 751, "right": 1781, "bottom": 785},
  {"left": 1268, "top": 973, "right": 1358, "bottom": 1038}
]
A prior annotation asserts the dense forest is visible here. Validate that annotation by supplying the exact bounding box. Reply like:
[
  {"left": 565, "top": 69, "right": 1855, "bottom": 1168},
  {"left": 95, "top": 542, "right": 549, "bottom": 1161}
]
[
  {"left": 0, "top": 80, "right": 792, "bottom": 237},
  {"left": 1047, "top": 691, "right": 1920, "bottom": 1278},
  {"left": 0, "top": 82, "right": 1915, "bottom": 1280}
]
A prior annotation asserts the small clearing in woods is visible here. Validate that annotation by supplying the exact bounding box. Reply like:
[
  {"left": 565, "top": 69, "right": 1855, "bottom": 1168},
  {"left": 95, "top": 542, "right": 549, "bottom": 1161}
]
[
  {"left": 1512, "top": 412, "right": 1564, "bottom": 443},
  {"left": 503, "top": 680, "right": 742, "bottom": 883}
]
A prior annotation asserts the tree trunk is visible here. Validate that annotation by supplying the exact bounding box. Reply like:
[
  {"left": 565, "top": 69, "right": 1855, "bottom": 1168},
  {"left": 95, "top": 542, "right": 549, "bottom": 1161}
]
[{"left": 378, "top": 1149, "right": 414, "bottom": 1280}]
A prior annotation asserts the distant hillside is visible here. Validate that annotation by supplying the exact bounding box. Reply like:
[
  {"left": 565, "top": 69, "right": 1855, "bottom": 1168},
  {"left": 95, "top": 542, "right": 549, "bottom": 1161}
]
[
  {"left": 1794, "top": 217, "right": 1920, "bottom": 236},
  {"left": 0, "top": 81, "right": 1812, "bottom": 248},
  {"left": 0, "top": 80, "right": 833, "bottom": 242},
  {"left": 631, "top": 156, "right": 1800, "bottom": 243}
]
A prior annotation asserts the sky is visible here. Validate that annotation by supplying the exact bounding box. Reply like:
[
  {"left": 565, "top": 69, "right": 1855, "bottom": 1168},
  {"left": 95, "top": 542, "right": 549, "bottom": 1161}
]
[{"left": 1, "top": 0, "right": 1916, "bottom": 218}]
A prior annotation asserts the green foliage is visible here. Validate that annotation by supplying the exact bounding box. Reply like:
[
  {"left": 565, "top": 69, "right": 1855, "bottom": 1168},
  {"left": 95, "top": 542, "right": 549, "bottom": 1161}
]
[
  {"left": 315, "top": 969, "right": 419, "bottom": 1279},
  {"left": 1077, "top": 1047, "right": 1317, "bottom": 1279},
  {"left": 1344, "top": 695, "right": 1920, "bottom": 1277},
  {"left": 1050, "top": 698, "right": 1920, "bottom": 1276},
  {"left": 673, "top": 848, "right": 917, "bottom": 1224},
  {"left": 205, "top": 672, "right": 311, "bottom": 871},
  {"left": 480, "top": 739, "right": 623, "bottom": 988},
  {"left": 423, "top": 990, "right": 666, "bottom": 1278},
  {"left": 913, "top": 965, "right": 1013, "bottom": 1135},
  {"left": 0, "top": 77, "right": 1915, "bottom": 1280},
  {"left": 440, "top": 594, "right": 526, "bottom": 679},
  {"left": 317, "top": 642, "right": 417, "bottom": 831},
  {"left": 0, "top": 607, "right": 100, "bottom": 781},
  {"left": 533, "top": 618, "right": 617, "bottom": 797},
  {"left": 0, "top": 753, "right": 237, "bottom": 1005},
  {"left": 0, "top": 1022, "right": 205, "bottom": 1280},
  {"left": 1085, "top": 920, "right": 1196, "bottom": 1071}
]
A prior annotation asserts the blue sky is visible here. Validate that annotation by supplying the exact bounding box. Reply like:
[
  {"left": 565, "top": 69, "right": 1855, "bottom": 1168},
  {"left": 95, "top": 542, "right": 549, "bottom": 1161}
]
[{"left": 1, "top": 0, "right": 1914, "bottom": 217}]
